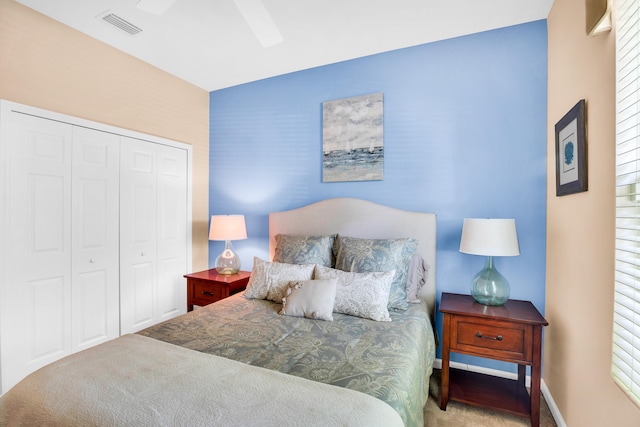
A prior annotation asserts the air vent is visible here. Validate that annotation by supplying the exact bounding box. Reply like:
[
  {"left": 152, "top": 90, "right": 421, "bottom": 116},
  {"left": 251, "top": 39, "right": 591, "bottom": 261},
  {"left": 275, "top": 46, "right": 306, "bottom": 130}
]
[{"left": 100, "top": 12, "right": 142, "bottom": 36}]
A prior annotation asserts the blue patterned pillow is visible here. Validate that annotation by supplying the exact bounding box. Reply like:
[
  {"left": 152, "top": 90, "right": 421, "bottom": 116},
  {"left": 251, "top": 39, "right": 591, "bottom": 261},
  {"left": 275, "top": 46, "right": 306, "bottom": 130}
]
[
  {"left": 273, "top": 234, "right": 336, "bottom": 267},
  {"left": 334, "top": 236, "right": 418, "bottom": 311}
]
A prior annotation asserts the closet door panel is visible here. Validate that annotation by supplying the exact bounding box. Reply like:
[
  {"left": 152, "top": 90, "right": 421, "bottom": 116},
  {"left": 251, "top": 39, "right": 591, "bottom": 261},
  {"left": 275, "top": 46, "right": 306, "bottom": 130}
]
[
  {"left": 71, "top": 127, "right": 120, "bottom": 351},
  {"left": 2, "top": 113, "right": 72, "bottom": 392},
  {"left": 74, "top": 270, "right": 110, "bottom": 345},
  {"left": 120, "top": 138, "right": 158, "bottom": 333},
  {"left": 31, "top": 277, "right": 66, "bottom": 357},
  {"left": 157, "top": 145, "right": 188, "bottom": 321},
  {"left": 130, "top": 262, "right": 156, "bottom": 326}
]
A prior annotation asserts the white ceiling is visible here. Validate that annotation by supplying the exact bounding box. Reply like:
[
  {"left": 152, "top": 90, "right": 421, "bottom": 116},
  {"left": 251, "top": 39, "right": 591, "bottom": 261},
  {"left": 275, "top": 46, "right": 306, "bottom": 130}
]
[{"left": 15, "top": 0, "right": 554, "bottom": 92}]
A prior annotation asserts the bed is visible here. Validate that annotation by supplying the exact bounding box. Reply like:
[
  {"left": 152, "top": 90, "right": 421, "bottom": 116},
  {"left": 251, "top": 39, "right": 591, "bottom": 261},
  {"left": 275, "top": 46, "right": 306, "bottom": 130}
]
[{"left": 0, "top": 198, "right": 437, "bottom": 427}]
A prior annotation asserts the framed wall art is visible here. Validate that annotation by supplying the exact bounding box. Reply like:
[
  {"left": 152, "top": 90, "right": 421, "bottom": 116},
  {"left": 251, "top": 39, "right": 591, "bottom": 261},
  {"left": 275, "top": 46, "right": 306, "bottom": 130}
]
[
  {"left": 322, "top": 92, "right": 383, "bottom": 183},
  {"left": 555, "top": 99, "right": 587, "bottom": 196}
]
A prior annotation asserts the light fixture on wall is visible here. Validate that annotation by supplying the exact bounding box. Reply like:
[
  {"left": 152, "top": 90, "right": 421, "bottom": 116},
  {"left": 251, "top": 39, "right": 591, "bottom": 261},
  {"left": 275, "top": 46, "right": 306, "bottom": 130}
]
[
  {"left": 459, "top": 218, "right": 520, "bottom": 306},
  {"left": 209, "top": 215, "right": 247, "bottom": 275},
  {"left": 586, "top": 0, "right": 611, "bottom": 36}
]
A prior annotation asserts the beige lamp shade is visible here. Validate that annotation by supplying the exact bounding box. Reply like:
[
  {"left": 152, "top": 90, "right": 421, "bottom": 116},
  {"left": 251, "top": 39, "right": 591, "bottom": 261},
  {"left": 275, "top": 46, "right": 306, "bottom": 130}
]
[
  {"left": 209, "top": 215, "right": 247, "bottom": 241},
  {"left": 459, "top": 218, "right": 520, "bottom": 257}
]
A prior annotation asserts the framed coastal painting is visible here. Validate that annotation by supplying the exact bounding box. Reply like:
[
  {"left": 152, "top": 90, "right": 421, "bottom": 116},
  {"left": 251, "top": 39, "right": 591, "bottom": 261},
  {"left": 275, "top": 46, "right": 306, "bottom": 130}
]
[
  {"left": 555, "top": 99, "right": 587, "bottom": 196},
  {"left": 322, "top": 92, "right": 384, "bottom": 183}
]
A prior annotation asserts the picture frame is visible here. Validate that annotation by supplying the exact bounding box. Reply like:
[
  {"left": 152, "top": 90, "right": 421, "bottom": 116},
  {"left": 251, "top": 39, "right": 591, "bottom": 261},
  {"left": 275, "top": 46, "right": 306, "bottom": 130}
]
[
  {"left": 322, "top": 93, "right": 384, "bottom": 183},
  {"left": 555, "top": 99, "right": 587, "bottom": 196}
]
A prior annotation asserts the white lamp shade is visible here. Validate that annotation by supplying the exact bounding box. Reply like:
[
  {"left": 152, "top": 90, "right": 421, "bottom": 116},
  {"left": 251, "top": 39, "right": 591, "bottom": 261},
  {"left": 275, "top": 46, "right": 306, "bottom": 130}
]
[
  {"left": 459, "top": 218, "right": 520, "bottom": 257},
  {"left": 209, "top": 215, "right": 247, "bottom": 241}
]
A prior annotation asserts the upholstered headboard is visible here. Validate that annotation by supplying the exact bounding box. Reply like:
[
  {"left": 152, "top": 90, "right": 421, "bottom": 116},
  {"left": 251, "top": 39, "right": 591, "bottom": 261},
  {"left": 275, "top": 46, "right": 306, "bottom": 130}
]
[{"left": 269, "top": 198, "right": 437, "bottom": 317}]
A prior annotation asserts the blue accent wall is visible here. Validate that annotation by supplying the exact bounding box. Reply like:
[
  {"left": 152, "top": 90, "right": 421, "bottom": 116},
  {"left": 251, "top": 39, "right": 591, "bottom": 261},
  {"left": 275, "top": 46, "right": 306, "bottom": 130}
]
[{"left": 210, "top": 21, "right": 547, "bottom": 372}]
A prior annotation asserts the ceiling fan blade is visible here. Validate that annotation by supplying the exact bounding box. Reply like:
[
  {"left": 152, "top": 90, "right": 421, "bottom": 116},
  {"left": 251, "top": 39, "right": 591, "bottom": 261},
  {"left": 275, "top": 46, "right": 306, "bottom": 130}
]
[
  {"left": 234, "top": 0, "right": 283, "bottom": 47},
  {"left": 136, "top": 0, "right": 177, "bottom": 15}
]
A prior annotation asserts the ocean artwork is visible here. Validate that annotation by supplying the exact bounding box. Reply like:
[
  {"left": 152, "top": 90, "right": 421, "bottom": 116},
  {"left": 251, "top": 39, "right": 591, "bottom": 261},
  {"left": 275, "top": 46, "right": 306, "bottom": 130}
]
[{"left": 322, "top": 92, "right": 383, "bottom": 182}]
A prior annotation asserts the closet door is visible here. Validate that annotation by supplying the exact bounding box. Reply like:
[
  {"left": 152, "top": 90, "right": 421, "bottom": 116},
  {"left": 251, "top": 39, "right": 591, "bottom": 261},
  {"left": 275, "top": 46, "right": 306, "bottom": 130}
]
[
  {"left": 120, "top": 137, "right": 158, "bottom": 333},
  {"left": 120, "top": 138, "right": 188, "bottom": 333},
  {"left": 71, "top": 127, "right": 120, "bottom": 352},
  {"left": 2, "top": 112, "right": 72, "bottom": 392},
  {"left": 157, "top": 144, "right": 188, "bottom": 322}
]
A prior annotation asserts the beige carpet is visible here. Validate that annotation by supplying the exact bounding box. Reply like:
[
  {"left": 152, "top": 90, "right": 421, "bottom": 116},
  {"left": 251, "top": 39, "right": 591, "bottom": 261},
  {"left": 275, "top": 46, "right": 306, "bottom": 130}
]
[{"left": 424, "top": 369, "right": 557, "bottom": 427}]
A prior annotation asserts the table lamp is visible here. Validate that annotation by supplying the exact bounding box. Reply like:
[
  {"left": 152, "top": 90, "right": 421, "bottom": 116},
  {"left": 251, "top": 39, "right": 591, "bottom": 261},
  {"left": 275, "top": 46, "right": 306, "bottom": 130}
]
[
  {"left": 209, "top": 215, "right": 247, "bottom": 275},
  {"left": 459, "top": 218, "right": 520, "bottom": 306}
]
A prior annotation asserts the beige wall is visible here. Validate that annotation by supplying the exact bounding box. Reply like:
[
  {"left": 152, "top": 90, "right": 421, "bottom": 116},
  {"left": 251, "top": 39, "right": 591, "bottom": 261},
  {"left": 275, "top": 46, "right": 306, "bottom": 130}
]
[
  {"left": 547, "top": 0, "right": 640, "bottom": 424},
  {"left": 0, "top": 0, "right": 210, "bottom": 271}
]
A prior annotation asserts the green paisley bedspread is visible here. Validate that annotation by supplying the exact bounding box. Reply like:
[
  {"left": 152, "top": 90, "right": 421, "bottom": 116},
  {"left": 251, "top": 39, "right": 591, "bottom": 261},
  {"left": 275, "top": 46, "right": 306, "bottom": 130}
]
[{"left": 138, "top": 293, "right": 436, "bottom": 427}]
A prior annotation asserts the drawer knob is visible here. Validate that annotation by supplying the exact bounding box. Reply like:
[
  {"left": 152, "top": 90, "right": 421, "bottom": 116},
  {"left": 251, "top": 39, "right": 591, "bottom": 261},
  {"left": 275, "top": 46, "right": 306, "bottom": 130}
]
[
  {"left": 476, "top": 332, "right": 503, "bottom": 341},
  {"left": 202, "top": 291, "right": 215, "bottom": 297}
]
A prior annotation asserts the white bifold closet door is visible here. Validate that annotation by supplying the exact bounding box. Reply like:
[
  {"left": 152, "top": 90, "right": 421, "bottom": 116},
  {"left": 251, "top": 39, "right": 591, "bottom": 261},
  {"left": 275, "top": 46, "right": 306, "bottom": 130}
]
[
  {"left": 119, "top": 137, "right": 188, "bottom": 334},
  {"left": 1, "top": 113, "right": 119, "bottom": 392},
  {"left": 71, "top": 127, "right": 120, "bottom": 351}
]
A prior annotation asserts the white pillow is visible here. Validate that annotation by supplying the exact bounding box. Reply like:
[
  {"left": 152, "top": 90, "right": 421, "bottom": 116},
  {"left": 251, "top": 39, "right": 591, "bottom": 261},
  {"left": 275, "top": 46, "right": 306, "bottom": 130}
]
[
  {"left": 314, "top": 265, "right": 394, "bottom": 322},
  {"left": 280, "top": 279, "right": 338, "bottom": 321},
  {"left": 244, "top": 257, "right": 315, "bottom": 303}
]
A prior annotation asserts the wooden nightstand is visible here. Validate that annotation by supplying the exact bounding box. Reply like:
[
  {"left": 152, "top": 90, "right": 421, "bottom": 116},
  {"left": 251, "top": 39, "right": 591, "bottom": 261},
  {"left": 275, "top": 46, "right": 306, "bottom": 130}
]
[
  {"left": 439, "top": 292, "right": 548, "bottom": 427},
  {"left": 184, "top": 269, "right": 251, "bottom": 311}
]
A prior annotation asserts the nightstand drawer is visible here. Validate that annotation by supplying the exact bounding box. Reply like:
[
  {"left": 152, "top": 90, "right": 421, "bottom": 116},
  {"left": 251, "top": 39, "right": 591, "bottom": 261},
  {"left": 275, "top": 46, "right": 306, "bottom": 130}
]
[
  {"left": 451, "top": 317, "right": 533, "bottom": 363},
  {"left": 191, "top": 281, "right": 227, "bottom": 305}
]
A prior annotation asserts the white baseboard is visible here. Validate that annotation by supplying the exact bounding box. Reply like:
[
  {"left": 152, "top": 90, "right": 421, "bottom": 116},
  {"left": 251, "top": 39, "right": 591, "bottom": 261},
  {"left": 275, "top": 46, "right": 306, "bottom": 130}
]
[
  {"left": 433, "top": 358, "right": 567, "bottom": 427},
  {"left": 540, "top": 378, "right": 567, "bottom": 427}
]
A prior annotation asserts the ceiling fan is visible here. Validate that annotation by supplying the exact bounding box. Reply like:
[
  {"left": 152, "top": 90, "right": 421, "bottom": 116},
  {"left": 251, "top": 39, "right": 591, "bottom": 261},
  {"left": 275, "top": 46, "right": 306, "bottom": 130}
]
[
  {"left": 233, "top": 0, "right": 283, "bottom": 47},
  {"left": 135, "top": 0, "right": 283, "bottom": 47}
]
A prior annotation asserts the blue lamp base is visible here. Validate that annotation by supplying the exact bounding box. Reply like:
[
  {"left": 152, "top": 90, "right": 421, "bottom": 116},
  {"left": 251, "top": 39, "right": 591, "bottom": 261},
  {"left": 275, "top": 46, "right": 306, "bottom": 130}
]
[{"left": 470, "top": 256, "right": 510, "bottom": 306}]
